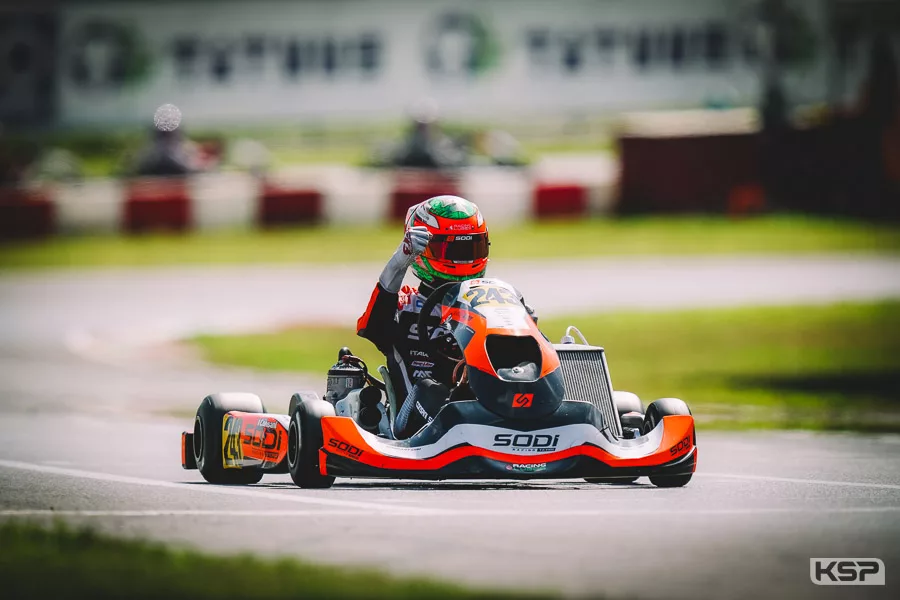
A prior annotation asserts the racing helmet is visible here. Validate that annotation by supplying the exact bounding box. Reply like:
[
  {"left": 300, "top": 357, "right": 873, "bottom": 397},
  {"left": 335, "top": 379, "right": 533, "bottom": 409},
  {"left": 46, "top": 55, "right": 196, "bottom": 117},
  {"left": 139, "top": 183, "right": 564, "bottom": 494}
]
[{"left": 405, "top": 195, "right": 489, "bottom": 283}]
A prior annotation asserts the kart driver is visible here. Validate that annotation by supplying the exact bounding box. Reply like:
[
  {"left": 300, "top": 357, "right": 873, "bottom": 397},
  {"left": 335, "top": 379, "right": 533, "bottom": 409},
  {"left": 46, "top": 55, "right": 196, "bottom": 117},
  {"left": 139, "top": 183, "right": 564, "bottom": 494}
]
[{"left": 357, "top": 195, "right": 535, "bottom": 439}]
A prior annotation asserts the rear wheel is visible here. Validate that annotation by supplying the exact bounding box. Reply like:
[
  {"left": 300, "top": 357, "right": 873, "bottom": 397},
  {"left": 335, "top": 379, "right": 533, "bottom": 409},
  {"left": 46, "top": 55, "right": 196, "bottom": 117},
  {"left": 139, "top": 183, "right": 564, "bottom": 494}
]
[
  {"left": 194, "top": 393, "right": 265, "bottom": 485},
  {"left": 288, "top": 398, "right": 336, "bottom": 489},
  {"left": 642, "top": 398, "right": 694, "bottom": 488}
]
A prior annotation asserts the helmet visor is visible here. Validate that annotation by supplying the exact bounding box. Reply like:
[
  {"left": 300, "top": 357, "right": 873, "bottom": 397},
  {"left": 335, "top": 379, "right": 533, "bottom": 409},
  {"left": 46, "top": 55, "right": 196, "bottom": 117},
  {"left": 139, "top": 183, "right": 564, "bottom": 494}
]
[{"left": 426, "top": 233, "right": 489, "bottom": 263}]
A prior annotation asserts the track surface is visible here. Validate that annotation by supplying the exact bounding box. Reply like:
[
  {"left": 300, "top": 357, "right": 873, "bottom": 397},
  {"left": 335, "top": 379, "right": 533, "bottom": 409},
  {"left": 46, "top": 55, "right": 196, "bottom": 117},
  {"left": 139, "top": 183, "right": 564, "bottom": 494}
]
[{"left": 2, "top": 254, "right": 900, "bottom": 599}]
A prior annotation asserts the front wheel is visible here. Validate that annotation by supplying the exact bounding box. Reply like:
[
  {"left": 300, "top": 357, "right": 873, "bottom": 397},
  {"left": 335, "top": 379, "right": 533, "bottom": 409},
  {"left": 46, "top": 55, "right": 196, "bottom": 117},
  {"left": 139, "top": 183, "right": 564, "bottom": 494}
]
[
  {"left": 642, "top": 398, "right": 694, "bottom": 489},
  {"left": 288, "top": 398, "right": 336, "bottom": 489},
  {"left": 650, "top": 474, "right": 693, "bottom": 488}
]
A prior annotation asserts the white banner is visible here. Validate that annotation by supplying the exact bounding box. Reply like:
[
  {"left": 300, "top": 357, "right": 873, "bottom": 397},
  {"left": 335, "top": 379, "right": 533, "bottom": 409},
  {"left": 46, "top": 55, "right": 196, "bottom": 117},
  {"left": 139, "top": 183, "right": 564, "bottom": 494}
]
[{"left": 57, "top": 0, "right": 829, "bottom": 126}]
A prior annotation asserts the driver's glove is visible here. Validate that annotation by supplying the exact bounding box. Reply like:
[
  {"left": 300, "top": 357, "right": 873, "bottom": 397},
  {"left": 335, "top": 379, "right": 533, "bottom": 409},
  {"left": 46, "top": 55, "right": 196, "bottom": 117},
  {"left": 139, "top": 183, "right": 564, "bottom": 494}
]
[{"left": 379, "top": 226, "right": 432, "bottom": 293}]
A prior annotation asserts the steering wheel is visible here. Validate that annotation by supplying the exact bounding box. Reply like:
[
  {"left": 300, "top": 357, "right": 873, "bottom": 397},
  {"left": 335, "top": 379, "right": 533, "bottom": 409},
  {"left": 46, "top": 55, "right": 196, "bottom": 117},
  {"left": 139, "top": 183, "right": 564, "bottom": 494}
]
[{"left": 416, "top": 281, "right": 464, "bottom": 363}]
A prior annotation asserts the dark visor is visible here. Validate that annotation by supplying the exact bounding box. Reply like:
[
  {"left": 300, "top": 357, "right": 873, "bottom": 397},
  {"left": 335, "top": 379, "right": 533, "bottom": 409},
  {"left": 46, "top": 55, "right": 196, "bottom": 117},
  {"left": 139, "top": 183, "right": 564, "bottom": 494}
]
[{"left": 427, "top": 233, "right": 489, "bottom": 263}]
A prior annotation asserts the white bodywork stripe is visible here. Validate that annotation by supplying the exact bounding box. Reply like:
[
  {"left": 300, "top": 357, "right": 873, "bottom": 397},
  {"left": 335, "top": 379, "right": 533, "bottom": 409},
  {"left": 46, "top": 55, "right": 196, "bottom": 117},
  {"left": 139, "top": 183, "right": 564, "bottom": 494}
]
[{"left": 354, "top": 420, "right": 667, "bottom": 460}]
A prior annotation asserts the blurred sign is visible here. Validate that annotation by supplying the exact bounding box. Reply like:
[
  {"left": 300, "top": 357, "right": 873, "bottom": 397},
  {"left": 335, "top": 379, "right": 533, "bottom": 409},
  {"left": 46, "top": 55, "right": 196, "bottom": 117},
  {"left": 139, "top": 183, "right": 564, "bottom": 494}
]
[
  {"left": 56, "top": 0, "right": 828, "bottom": 126},
  {"left": 0, "top": 11, "right": 57, "bottom": 126}
]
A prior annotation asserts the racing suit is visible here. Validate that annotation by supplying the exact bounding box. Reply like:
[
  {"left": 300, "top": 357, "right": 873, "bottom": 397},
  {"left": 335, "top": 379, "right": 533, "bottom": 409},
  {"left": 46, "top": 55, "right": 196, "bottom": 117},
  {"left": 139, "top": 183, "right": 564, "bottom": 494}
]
[
  {"left": 357, "top": 280, "right": 455, "bottom": 422},
  {"left": 357, "top": 226, "right": 536, "bottom": 439}
]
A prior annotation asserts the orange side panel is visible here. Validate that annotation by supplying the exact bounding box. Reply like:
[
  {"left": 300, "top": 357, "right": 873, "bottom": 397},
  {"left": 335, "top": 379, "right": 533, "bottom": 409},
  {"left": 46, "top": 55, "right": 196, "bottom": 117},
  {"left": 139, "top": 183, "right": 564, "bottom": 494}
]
[
  {"left": 229, "top": 412, "right": 289, "bottom": 465},
  {"left": 319, "top": 449, "right": 329, "bottom": 476},
  {"left": 181, "top": 432, "right": 189, "bottom": 468},
  {"left": 443, "top": 306, "right": 560, "bottom": 378},
  {"left": 445, "top": 307, "right": 492, "bottom": 374},
  {"left": 321, "top": 415, "right": 695, "bottom": 471}
]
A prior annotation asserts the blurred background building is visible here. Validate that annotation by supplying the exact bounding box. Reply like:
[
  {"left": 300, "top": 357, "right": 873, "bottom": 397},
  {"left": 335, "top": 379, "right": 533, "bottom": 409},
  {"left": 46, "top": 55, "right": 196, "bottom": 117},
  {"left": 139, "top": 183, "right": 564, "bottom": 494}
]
[
  {"left": 0, "top": 0, "right": 843, "bottom": 125},
  {"left": 1, "top": 0, "right": 899, "bottom": 238}
]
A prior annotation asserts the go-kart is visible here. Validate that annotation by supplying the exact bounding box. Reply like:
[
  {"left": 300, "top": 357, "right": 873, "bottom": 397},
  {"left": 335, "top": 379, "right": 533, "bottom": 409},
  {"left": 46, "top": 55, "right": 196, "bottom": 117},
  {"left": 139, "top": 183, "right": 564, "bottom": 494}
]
[{"left": 181, "top": 278, "right": 697, "bottom": 488}]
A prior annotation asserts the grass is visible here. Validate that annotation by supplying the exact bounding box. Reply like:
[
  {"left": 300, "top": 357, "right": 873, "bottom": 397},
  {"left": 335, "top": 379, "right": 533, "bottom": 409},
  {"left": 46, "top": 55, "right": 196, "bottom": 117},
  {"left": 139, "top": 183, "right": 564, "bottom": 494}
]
[
  {"left": 192, "top": 301, "right": 900, "bottom": 432},
  {"left": 2, "top": 215, "right": 898, "bottom": 270},
  {"left": 0, "top": 520, "right": 531, "bottom": 600}
]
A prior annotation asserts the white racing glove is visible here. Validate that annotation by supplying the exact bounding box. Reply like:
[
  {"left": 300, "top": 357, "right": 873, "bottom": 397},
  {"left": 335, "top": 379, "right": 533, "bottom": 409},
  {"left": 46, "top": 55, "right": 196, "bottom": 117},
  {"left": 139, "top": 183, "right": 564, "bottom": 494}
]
[{"left": 378, "top": 226, "right": 432, "bottom": 293}]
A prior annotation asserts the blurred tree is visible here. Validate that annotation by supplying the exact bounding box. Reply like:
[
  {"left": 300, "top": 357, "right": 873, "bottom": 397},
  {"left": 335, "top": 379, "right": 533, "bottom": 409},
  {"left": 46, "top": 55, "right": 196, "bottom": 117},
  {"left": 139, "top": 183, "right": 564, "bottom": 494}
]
[{"left": 751, "top": 0, "right": 819, "bottom": 131}]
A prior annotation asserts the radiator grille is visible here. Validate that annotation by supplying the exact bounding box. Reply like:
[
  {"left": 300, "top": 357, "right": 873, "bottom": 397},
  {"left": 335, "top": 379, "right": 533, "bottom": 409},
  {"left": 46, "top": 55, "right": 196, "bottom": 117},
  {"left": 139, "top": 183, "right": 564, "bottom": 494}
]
[{"left": 557, "top": 349, "right": 621, "bottom": 437}]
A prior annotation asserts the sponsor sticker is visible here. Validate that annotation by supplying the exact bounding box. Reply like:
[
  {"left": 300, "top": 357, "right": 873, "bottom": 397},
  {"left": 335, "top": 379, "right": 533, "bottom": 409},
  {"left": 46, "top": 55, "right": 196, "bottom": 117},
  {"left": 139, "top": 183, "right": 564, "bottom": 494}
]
[
  {"left": 222, "top": 415, "right": 243, "bottom": 468},
  {"left": 669, "top": 436, "right": 691, "bottom": 456},
  {"left": 512, "top": 393, "right": 534, "bottom": 408},
  {"left": 327, "top": 438, "right": 364, "bottom": 459},
  {"left": 506, "top": 463, "right": 547, "bottom": 473},
  {"left": 493, "top": 433, "right": 559, "bottom": 453}
]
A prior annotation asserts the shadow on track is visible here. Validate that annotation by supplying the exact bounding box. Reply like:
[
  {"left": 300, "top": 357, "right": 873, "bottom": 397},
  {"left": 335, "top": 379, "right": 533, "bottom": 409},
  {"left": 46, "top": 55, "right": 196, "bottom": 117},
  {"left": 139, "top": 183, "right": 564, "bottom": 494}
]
[{"left": 244, "top": 481, "right": 651, "bottom": 492}]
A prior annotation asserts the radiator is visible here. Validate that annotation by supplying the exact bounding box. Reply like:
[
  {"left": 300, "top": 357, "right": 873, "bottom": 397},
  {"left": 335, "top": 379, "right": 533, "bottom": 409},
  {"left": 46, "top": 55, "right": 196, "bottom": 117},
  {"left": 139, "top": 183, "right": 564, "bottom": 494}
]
[{"left": 556, "top": 347, "right": 622, "bottom": 437}]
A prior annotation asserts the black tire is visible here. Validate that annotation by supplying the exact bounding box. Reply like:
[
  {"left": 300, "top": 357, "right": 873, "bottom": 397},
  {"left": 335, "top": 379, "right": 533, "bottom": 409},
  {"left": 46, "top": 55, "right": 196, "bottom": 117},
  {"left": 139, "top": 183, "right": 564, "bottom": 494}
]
[
  {"left": 641, "top": 398, "right": 691, "bottom": 434},
  {"left": 651, "top": 474, "right": 693, "bottom": 488},
  {"left": 642, "top": 398, "right": 694, "bottom": 488},
  {"left": 288, "top": 398, "right": 336, "bottom": 489},
  {"left": 584, "top": 476, "right": 639, "bottom": 485},
  {"left": 613, "top": 391, "right": 644, "bottom": 417},
  {"left": 613, "top": 391, "right": 645, "bottom": 430},
  {"left": 194, "top": 393, "right": 266, "bottom": 485}
]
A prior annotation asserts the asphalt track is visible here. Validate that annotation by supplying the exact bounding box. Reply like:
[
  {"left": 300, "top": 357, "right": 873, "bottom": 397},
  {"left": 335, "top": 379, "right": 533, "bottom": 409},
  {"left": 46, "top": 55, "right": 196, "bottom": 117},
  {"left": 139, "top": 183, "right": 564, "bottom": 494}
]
[{"left": 1, "top": 254, "right": 900, "bottom": 599}]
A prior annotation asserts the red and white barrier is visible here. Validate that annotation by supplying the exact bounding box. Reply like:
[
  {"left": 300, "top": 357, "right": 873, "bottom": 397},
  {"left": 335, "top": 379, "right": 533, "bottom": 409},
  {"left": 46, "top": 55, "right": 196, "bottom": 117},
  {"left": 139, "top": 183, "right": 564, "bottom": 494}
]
[
  {"left": 53, "top": 179, "right": 125, "bottom": 234},
  {"left": 0, "top": 187, "right": 55, "bottom": 240},
  {"left": 190, "top": 172, "right": 260, "bottom": 231},
  {"left": 0, "top": 158, "right": 617, "bottom": 240},
  {"left": 124, "top": 178, "right": 192, "bottom": 233}
]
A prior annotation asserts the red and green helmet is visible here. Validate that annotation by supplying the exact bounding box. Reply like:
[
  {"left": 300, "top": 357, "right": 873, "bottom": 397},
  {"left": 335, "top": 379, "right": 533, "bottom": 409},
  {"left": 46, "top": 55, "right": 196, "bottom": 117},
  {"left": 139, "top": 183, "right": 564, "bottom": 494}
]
[{"left": 404, "top": 195, "right": 490, "bottom": 283}]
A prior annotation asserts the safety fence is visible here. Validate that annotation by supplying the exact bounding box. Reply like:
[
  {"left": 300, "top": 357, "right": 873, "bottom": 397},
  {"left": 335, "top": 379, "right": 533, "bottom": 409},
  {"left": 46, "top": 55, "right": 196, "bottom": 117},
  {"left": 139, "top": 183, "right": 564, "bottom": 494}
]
[{"left": 0, "top": 160, "right": 618, "bottom": 240}]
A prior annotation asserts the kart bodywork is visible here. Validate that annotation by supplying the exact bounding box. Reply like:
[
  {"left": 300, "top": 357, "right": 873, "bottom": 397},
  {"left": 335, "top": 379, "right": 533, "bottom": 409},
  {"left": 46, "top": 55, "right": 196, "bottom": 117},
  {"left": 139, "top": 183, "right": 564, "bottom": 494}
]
[{"left": 183, "top": 278, "right": 697, "bottom": 487}]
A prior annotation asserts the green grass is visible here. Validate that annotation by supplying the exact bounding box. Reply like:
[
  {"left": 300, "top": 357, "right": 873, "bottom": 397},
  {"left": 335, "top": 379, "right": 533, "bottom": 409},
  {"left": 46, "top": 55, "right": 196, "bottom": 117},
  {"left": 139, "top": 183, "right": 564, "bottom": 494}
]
[
  {"left": 194, "top": 325, "right": 388, "bottom": 377},
  {"left": 192, "top": 302, "right": 900, "bottom": 432},
  {"left": 0, "top": 520, "right": 532, "bottom": 600},
  {"left": 2, "top": 215, "right": 898, "bottom": 270}
]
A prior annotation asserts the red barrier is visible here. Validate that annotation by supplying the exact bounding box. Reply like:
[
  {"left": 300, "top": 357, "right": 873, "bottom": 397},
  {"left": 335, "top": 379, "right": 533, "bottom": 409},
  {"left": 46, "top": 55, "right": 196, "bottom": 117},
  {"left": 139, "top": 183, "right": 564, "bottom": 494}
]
[
  {"left": 389, "top": 171, "right": 460, "bottom": 220},
  {"left": 124, "top": 178, "right": 191, "bottom": 233},
  {"left": 0, "top": 188, "right": 55, "bottom": 240},
  {"left": 258, "top": 185, "right": 322, "bottom": 226},
  {"left": 533, "top": 183, "right": 588, "bottom": 217},
  {"left": 618, "top": 134, "right": 760, "bottom": 214}
]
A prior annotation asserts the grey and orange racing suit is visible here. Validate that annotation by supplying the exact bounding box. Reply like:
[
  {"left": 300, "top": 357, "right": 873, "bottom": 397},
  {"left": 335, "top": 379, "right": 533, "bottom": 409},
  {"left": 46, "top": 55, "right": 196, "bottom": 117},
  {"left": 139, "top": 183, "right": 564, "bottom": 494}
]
[{"left": 356, "top": 280, "right": 536, "bottom": 438}]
